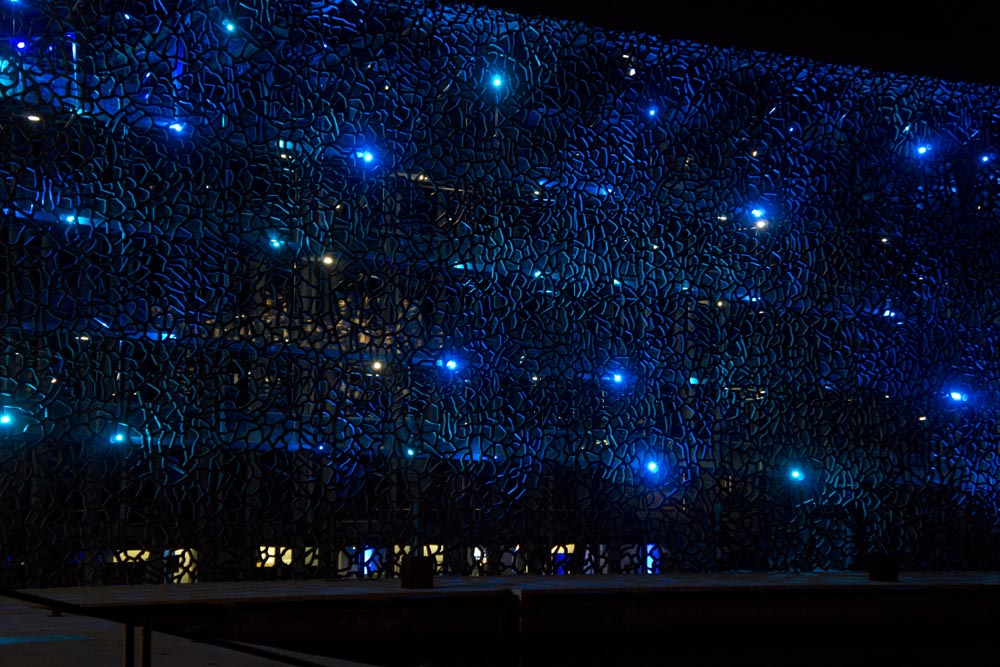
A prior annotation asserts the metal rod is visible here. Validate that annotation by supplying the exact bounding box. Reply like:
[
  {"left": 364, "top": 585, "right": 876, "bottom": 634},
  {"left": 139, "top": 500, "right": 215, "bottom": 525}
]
[
  {"left": 123, "top": 623, "right": 135, "bottom": 667},
  {"left": 140, "top": 625, "right": 152, "bottom": 667}
]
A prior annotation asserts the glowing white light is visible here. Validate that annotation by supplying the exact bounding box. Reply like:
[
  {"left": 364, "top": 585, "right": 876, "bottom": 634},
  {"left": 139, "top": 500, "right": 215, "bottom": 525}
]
[
  {"left": 27, "top": 115, "right": 41, "bottom": 122},
  {"left": 647, "top": 107, "right": 657, "bottom": 117},
  {"left": 321, "top": 255, "right": 334, "bottom": 265},
  {"left": 66, "top": 215, "right": 75, "bottom": 222},
  {"left": 627, "top": 68, "right": 636, "bottom": 76},
  {"left": 15, "top": 41, "right": 26, "bottom": 50},
  {"left": 790, "top": 468, "right": 804, "bottom": 481},
  {"left": 445, "top": 359, "right": 458, "bottom": 371},
  {"left": 751, "top": 208, "right": 764, "bottom": 218},
  {"left": 269, "top": 239, "right": 283, "bottom": 248},
  {"left": 168, "top": 123, "right": 184, "bottom": 132},
  {"left": 982, "top": 155, "right": 991, "bottom": 163},
  {"left": 949, "top": 391, "right": 968, "bottom": 402},
  {"left": 0, "top": 415, "right": 11, "bottom": 425},
  {"left": 612, "top": 373, "right": 623, "bottom": 384},
  {"left": 533, "top": 270, "right": 542, "bottom": 278},
  {"left": 917, "top": 145, "right": 930, "bottom": 155},
  {"left": 491, "top": 75, "right": 503, "bottom": 87},
  {"left": 755, "top": 219, "right": 768, "bottom": 229},
  {"left": 646, "top": 461, "right": 659, "bottom": 473},
  {"left": 406, "top": 448, "right": 415, "bottom": 457},
  {"left": 371, "top": 361, "right": 384, "bottom": 372},
  {"left": 224, "top": 20, "right": 236, "bottom": 32},
  {"left": 112, "top": 433, "right": 125, "bottom": 443},
  {"left": 362, "top": 151, "right": 374, "bottom": 163}
]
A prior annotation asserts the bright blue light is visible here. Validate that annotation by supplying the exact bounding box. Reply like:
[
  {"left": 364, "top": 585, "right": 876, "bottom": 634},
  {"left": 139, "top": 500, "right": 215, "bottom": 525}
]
[
  {"left": 65, "top": 215, "right": 76, "bottom": 223},
  {"left": 269, "top": 238, "right": 283, "bottom": 248},
  {"left": 789, "top": 468, "right": 804, "bottom": 481},
  {"left": 15, "top": 41, "right": 26, "bottom": 50},
  {"left": 111, "top": 433, "right": 125, "bottom": 443},
  {"left": 917, "top": 145, "right": 930, "bottom": 155},
  {"left": 445, "top": 359, "right": 458, "bottom": 371},
  {"left": 363, "top": 151, "right": 374, "bottom": 163},
  {"left": 491, "top": 75, "right": 503, "bottom": 88},
  {"left": 646, "top": 461, "right": 659, "bottom": 473},
  {"left": 647, "top": 107, "right": 657, "bottom": 117},
  {"left": 168, "top": 123, "right": 184, "bottom": 132},
  {"left": 612, "top": 373, "right": 623, "bottom": 384},
  {"left": 223, "top": 20, "right": 236, "bottom": 32},
  {"left": 982, "top": 155, "right": 992, "bottom": 163},
  {"left": 751, "top": 208, "right": 765, "bottom": 218},
  {"left": 533, "top": 270, "right": 542, "bottom": 278},
  {"left": 689, "top": 377, "right": 699, "bottom": 385},
  {"left": 949, "top": 391, "right": 968, "bottom": 402},
  {"left": 0, "top": 415, "right": 11, "bottom": 425},
  {"left": 406, "top": 448, "right": 415, "bottom": 457}
]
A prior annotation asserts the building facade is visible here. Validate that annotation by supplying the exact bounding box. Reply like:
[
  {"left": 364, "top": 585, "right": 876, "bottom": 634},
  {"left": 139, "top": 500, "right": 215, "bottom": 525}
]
[{"left": 2, "top": 0, "right": 1000, "bottom": 586}]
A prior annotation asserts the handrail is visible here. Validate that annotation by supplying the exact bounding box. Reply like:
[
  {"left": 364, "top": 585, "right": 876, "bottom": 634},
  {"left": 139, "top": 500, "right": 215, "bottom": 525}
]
[{"left": 0, "top": 587, "right": 332, "bottom": 667}]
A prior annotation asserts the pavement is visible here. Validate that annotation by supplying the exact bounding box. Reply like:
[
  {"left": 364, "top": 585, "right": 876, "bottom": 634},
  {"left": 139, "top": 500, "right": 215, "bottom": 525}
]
[{"left": 0, "top": 598, "right": 377, "bottom": 667}]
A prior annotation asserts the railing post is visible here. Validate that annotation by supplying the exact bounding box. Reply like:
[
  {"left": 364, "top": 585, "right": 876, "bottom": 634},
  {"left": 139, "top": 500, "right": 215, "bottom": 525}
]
[
  {"left": 123, "top": 623, "right": 135, "bottom": 667},
  {"left": 140, "top": 625, "right": 152, "bottom": 667}
]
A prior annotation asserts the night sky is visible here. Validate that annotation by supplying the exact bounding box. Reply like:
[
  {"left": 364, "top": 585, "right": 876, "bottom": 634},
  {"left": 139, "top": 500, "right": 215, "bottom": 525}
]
[{"left": 450, "top": 0, "right": 997, "bottom": 87}]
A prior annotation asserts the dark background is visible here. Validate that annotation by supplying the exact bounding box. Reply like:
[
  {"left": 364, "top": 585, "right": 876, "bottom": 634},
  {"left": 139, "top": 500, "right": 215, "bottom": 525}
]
[{"left": 449, "top": 0, "right": 998, "bottom": 87}]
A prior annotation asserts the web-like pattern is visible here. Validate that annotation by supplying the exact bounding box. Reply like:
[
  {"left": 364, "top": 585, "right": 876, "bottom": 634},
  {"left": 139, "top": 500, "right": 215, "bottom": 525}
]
[{"left": 2, "top": 0, "right": 1000, "bottom": 587}]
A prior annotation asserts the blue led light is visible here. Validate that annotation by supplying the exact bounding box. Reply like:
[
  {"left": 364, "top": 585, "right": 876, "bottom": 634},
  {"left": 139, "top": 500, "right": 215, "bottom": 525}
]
[
  {"left": 363, "top": 151, "right": 374, "bottom": 163},
  {"left": 646, "top": 461, "right": 659, "bottom": 473},
  {"left": 168, "top": 122, "right": 184, "bottom": 132},
  {"left": 917, "top": 145, "right": 930, "bottom": 155},
  {"left": 406, "top": 448, "right": 415, "bottom": 457},
  {"left": 0, "top": 414, "right": 11, "bottom": 426},
  {"left": 491, "top": 75, "right": 503, "bottom": 88},
  {"left": 647, "top": 107, "right": 657, "bottom": 117},
  {"left": 612, "top": 373, "right": 623, "bottom": 384},
  {"left": 65, "top": 215, "right": 76, "bottom": 223},
  {"left": 223, "top": 20, "right": 236, "bottom": 32},
  {"left": 111, "top": 433, "right": 125, "bottom": 443},
  {"left": 689, "top": 377, "right": 699, "bottom": 385},
  {"left": 15, "top": 41, "right": 26, "bottom": 50},
  {"left": 789, "top": 468, "right": 804, "bottom": 481},
  {"left": 949, "top": 391, "right": 968, "bottom": 402},
  {"left": 982, "top": 155, "right": 992, "bottom": 163},
  {"left": 445, "top": 359, "right": 458, "bottom": 371},
  {"left": 751, "top": 208, "right": 765, "bottom": 218},
  {"left": 269, "top": 238, "right": 283, "bottom": 248}
]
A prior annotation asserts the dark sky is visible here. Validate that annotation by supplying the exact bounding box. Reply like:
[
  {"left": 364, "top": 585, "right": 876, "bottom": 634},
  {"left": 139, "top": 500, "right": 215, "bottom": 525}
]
[{"left": 449, "top": 0, "right": 999, "bottom": 87}]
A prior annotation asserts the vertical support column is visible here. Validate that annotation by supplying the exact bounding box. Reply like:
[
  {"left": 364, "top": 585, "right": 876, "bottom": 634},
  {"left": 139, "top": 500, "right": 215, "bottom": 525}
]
[
  {"left": 140, "top": 625, "right": 152, "bottom": 667},
  {"left": 122, "top": 623, "right": 135, "bottom": 667}
]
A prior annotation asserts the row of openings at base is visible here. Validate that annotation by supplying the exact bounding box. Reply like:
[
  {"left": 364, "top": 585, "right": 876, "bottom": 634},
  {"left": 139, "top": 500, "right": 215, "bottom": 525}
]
[{"left": 108, "top": 544, "right": 667, "bottom": 580}]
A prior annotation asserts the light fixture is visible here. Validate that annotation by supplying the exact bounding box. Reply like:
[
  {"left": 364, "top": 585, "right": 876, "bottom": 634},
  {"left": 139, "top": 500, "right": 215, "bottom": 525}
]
[
  {"left": 949, "top": 391, "right": 968, "bottom": 402},
  {"left": 751, "top": 208, "right": 764, "bottom": 218},
  {"left": 755, "top": 219, "right": 768, "bottom": 229},
  {"left": 917, "top": 145, "right": 930, "bottom": 155},
  {"left": 15, "top": 40, "right": 26, "bottom": 50},
  {"left": 647, "top": 107, "right": 657, "bottom": 117},
  {"left": 789, "top": 468, "right": 804, "bottom": 481},
  {"left": 223, "top": 20, "right": 236, "bottom": 32},
  {"left": 646, "top": 461, "right": 659, "bottom": 474},
  {"left": 0, "top": 414, "right": 11, "bottom": 426},
  {"left": 371, "top": 361, "right": 384, "bottom": 372},
  {"left": 406, "top": 448, "right": 415, "bottom": 457},
  {"left": 491, "top": 75, "right": 503, "bottom": 88},
  {"left": 612, "top": 373, "right": 623, "bottom": 384},
  {"left": 168, "top": 122, "right": 184, "bottom": 132},
  {"left": 321, "top": 255, "right": 334, "bottom": 265},
  {"left": 111, "top": 433, "right": 125, "bottom": 443},
  {"left": 445, "top": 359, "right": 458, "bottom": 371},
  {"left": 26, "top": 115, "right": 41, "bottom": 122}
]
